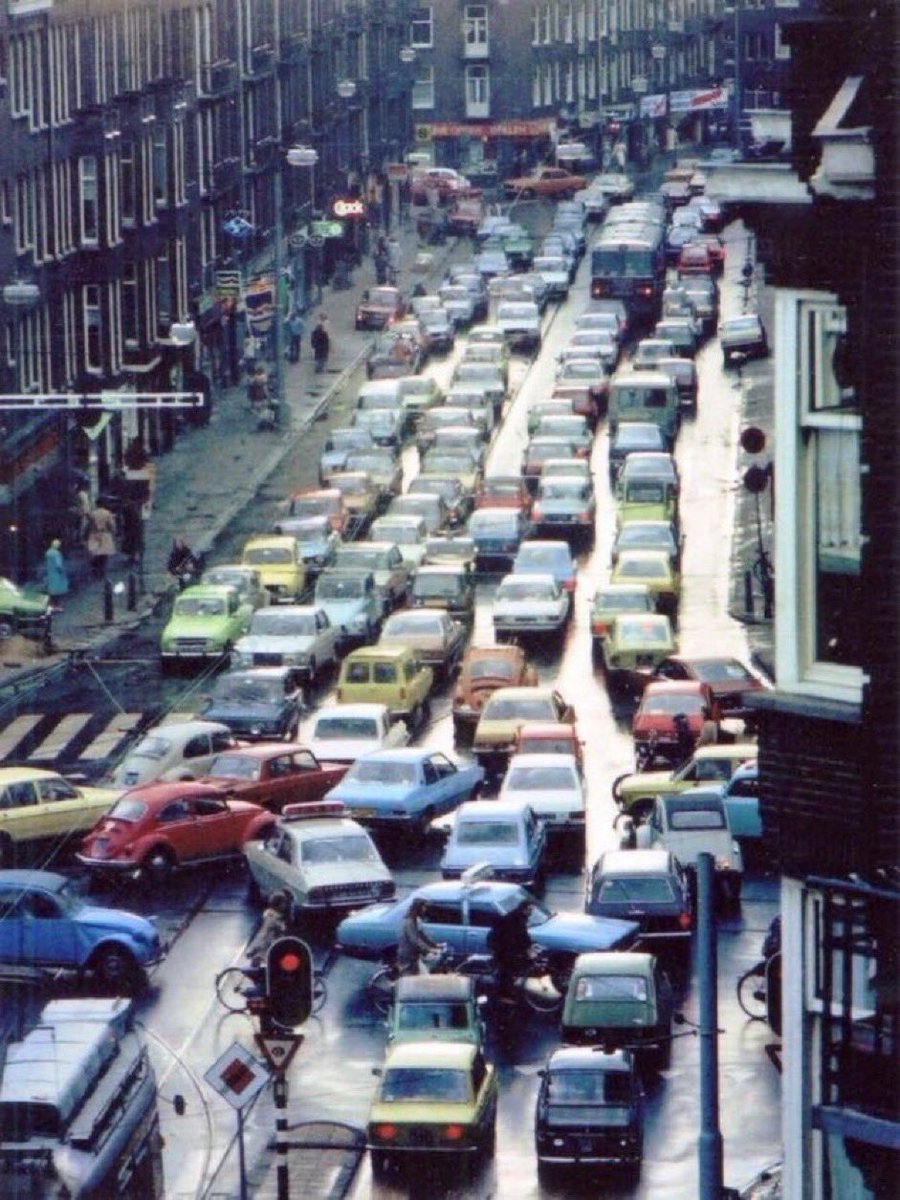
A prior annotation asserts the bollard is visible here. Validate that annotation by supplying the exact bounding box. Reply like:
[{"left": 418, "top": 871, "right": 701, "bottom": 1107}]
[
  {"left": 103, "top": 579, "right": 114, "bottom": 623},
  {"left": 744, "top": 569, "right": 754, "bottom": 617},
  {"left": 127, "top": 572, "right": 138, "bottom": 611}
]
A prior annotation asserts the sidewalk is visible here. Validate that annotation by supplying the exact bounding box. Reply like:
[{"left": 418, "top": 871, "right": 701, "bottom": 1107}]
[{"left": 0, "top": 218, "right": 456, "bottom": 688}]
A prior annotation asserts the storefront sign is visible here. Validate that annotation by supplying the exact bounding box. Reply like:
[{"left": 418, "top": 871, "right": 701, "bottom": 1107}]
[
  {"left": 310, "top": 220, "right": 345, "bottom": 239},
  {"left": 428, "top": 119, "right": 554, "bottom": 139},
  {"left": 215, "top": 270, "right": 241, "bottom": 300},
  {"left": 640, "top": 94, "right": 668, "bottom": 119},
  {"left": 333, "top": 198, "right": 366, "bottom": 218},
  {"left": 670, "top": 86, "right": 729, "bottom": 113}
]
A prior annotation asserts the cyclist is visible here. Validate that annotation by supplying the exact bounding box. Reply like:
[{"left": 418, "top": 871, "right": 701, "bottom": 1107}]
[
  {"left": 397, "top": 898, "right": 441, "bottom": 976},
  {"left": 490, "top": 901, "right": 533, "bottom": 1004},
  {"left": 246, "top": 891, "right": 291, "bottom": 969}
]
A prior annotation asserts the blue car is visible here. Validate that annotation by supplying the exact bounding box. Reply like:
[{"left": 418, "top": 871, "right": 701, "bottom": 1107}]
[
  {"left": 272, "top": 515, "right": 340, "bottom": 575},
  {"left": 325, "top": 748, "right": 484, "bottom": 833},
  {"left": 467, "top": 507, "right": 530, "bottom": 568},
  {"left": 0, "top": 869, "right": 164, "bottom": 990},
  {"left": 336, "top": 877, "right": 639, "bottom": 988},
  {"left": 440, "top": 799, "right": 547, "bottom": 890},
  {"left": 200, "top": 666, "right": 305, "bottom": 741}
]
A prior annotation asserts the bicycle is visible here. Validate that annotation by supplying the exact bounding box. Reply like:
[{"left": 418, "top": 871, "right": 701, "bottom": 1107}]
[
  {"left": 737, "top": 917, "right": 782, "bottom": 1022},
  {"left": 215, "top": 963, "right": 328, "bottom": 1018},
  {"left": 365, "top": 945, "right": 453, "bottom": 1016},
  {"left": 736, "top": 960, "right": 769, "bottom": 1020}
]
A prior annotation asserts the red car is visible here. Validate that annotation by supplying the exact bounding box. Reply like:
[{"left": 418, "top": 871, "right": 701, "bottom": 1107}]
[
  {"left": 677, "top": 243, "right": 715, "bottom": 277},
  {"left": 78, "top": 782, "right": 273, "bottom": 882},
  {"left": 288, "top": 488, "right": 349, "bottom": 535},
  {"left": 632, "top": 681, "right": 721, "bottom": 763},
  {"left": 474, "top": 475, "right": 533, "bottom": 517},
  {"left": 650, "top": 656, "right": 769, "bottom": 721},
  {"left": 512, "top": 721, "right": 584, "bottom": 768},
  {"left": 200, "top": 744, "right": 349, "bottom": 812},
  {"left": 354, "top": 286, "right": 407, "bottom": 331}
]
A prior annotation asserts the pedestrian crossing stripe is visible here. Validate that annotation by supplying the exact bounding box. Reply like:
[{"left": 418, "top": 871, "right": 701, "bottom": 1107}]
[
  {"left": 0, "top": 715, "right": 42, "bottom": 760},
  {"left": 78, "top": 712, "right": 143, "bottom": 762},
  {"left": 0, "top": 711, "right": 200, "bottom": 766},
  {"left": 28, "top": 713, "right": 94, "bottom": 762}
]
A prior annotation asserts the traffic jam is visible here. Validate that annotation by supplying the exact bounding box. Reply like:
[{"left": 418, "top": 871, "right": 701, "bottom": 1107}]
[{"left": 0, "top": 160, "right": 777, "bottom": 1195}]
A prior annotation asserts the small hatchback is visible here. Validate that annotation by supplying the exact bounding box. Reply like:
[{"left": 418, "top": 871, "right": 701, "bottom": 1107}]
[
  {"left": 440, "top": 798, "right": 547, "bottom": 889},
  {"left": 388, "top": 973, "right": 485, "bottom": 1048},
  {"left": 585, "top": 849, "right": 693, "bottom": 951},
  {"left": 336, "top": 645, "right": 434, "bottom": 727}
]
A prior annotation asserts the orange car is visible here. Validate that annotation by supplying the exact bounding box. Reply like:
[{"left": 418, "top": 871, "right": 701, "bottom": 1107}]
[
  {"left": 503, "top": 167, "right": 588, "bottom": 199},
  {"left": 452, "top": 643, "right": 538, "bottom": 738}
]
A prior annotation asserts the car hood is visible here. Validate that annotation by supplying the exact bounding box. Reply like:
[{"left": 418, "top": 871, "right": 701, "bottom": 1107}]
[
  {"left": 235, "top": 634, "right": 317, "bottom": 655},
  {"left": 317, "top": 598, "right": 368, "bottom": 626},
  {"left": 202, "top": 700, "right": 284, "bottom": 724},
  {"left": 442, "top": 843, "right": 527, "bottom": 872},
  {"left": 530, "top": 912, "right": 639, "bottom": 953},
  {"left": 329, "top": 779, "right": 415, "bottom": 804}
]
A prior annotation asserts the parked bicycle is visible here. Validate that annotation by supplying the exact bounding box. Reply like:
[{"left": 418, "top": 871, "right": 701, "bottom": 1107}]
[
  {"left": 215, "top": 962, "right": 329, "bottom": 1019},
  {"left": 736, "top": 916, "right": 781, "bottom": 1023}
]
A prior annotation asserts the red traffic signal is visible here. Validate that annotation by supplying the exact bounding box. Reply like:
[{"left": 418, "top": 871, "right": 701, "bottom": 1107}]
[{"left": 265, "top": 936, "right": 314, "bottom": 1028}]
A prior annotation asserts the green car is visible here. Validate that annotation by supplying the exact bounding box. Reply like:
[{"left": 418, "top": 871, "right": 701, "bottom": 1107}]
[
  {"left": 160, "top": 584, "right": 252, "bottom": 669},
  {"left": 387, "top": 974, "right": 485, "bottom": 1048},
  {"left": 601, "top": 614, "right": 676, "bottom": 692},
  {"left": 368, "top": 1041, "right": 498, "bottom": 1174},
  {"left": 0, "top": 578, "right": 51, "bottom": 640}
]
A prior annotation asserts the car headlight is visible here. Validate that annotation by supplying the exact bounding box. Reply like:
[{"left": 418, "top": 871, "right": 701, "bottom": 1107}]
[{"left": 288, "top": 652, "right": 309, "bottom": 665}]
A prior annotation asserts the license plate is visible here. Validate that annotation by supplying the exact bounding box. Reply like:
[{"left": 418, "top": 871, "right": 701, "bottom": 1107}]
[{"left": 124, "top": 772, "right": 138, "bottom": 786}]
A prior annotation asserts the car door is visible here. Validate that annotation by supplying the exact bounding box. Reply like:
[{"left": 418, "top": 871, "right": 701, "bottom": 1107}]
[
  {"left": 419, "top": 898, "right": 467, "bottom": 956},
  {"left": 424, "top": 753, "right": 463, "bottom": 813},
  {"left": 0, "top": 886, "right": 24, "bottom": 960},
  {"left": 464, "top": 899, "right": 502, "bottom": 956},
  {"left": 0, "top": 779, "right": 44, "bottom": 848},
  {"left": 180, "top": 732, "right": 215, "bottom": 778},
  {"left": 19, "top": 885, "right": 78, "bottom": 966},
  {"left": 249, "top": 827, "right": 294, "bottom": 899},
  {"left": 191, "top": 795, "right": 244, "bottom": 857},
  {"left": 33, "top": 776, "right": 104, "bottom": 840},
  {"left": 155, "top": 796, "right": 201, "bottom": 861}
]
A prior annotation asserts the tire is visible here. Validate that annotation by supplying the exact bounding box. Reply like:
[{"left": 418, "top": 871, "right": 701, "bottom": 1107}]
[
  {"left": 737, "top": 964, "right": 768, "bottom": 1020},
  {"left": 0, "top": 617, "right": 15, "bottom": 640},
  {"left": 216, "top": 966, "right": 251, "bottom": 1014},
  {"left": 91, "top": 943, "right": 141, "bottom": 991},
  {"left": 522, "top": 973, "right": 565, "bottom": 1014},
  {"left": 311, "top": 971, "right": 328, "bottom": 1015},
  {"left": 138, "top": 845, "right": 176, "bottom": 884},
  {"left": 367, "top": 963, "right": 398, "bottom": 1016},
  {"left": 611, "top": 773, "right": 629, "bottom": 803},
  {"left": 0, "top": 834, "right": 14, "bottom": 869}
]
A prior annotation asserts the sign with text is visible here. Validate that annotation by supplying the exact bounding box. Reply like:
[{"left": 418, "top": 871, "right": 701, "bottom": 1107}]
[{"left": 310, "top": 219, "right": 345, "bottom": 239}]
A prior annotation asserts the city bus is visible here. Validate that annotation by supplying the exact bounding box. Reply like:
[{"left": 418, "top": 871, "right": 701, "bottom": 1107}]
[
  {"left": 0, "top": 998, "right": 164, "bottom": 1199},
  {"left": 590, "top": 201, "right": 667, "bottom": 323}
]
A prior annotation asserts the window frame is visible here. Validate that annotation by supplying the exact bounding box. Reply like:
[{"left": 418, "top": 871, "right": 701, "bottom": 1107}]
[{"left": 409, "top": 6, "right": 433, "bottom": 49}]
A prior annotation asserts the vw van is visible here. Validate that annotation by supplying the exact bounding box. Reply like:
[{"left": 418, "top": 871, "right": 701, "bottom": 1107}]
[
  {"left": 608, "top": 372, "right": 680, "bottom": 448},
  {"left": 561, "top": 951, "right": 674, "bottom": 1069}
]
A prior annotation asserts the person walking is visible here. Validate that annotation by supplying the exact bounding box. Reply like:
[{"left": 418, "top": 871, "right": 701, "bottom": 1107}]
[
  {"left": 43, "top": 539, "right": 69, "bottom": 611},
  {"left": 85, "top": 502, "right": 116, "bottom": 578},
  {"left": 373, "top": 236, "right": 389, "bottom": 285},
  {"left": 310, "top": 314, "right": 330, "bottom": 374},
  {"left": 286, "top": 310, "right": 305, "bottom": 363}
]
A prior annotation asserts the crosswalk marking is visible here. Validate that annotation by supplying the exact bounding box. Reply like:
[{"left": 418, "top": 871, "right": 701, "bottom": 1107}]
[
  {"left": 27, "top": 713, "right": 94, "bottom": 761},
  {"left": 0, "top": 715, "right": 42, "bottom": 760},
  {"left": 79, "top": 712, "right": 143, "bottom": 761}
]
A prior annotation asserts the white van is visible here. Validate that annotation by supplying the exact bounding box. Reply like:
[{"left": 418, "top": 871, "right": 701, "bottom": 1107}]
[{"left": 608, "top": 371, "right": 680, "bottom": 447}]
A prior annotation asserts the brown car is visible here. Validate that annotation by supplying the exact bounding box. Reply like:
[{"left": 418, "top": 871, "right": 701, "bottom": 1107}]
[
  {"left": 355, "top": 286, "right": 407, "bottom": 331},
  {"left": 452, "top": 644, "right": 538, "bottom": 738},
  {"left": 201, "top": 744, "right": 348, "bottom": 812},
  {"left": 503, "top": 167, "right": 588, "bottom": 199},
  {"left": 474, "top": 475, "right": 534, "bottom": 517}
]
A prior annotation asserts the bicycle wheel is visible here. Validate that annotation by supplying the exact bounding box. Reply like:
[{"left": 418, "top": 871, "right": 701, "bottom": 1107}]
[
  {"left": 312, "top": 971, "right": 328, "bottom": 1015},
  {"left": 737, "top": 964, "right": 768, "bottom": 1020},
  {"left": 521, "top": 972, "right": 565, "bottom": 1015},
  {"left": 367, "top": 964, "right": 398, "bottom": 1016},
  {"left": 216, "top": 967, "right": 250, "bottom": 1015}
]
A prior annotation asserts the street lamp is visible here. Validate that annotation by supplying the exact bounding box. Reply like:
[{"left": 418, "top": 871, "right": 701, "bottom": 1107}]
[
  {"left": 286, "top": 146, "right": 320, "bottom": 306},
  {"left": 724, "top": 5, "right": 743, "bottom": 148}
]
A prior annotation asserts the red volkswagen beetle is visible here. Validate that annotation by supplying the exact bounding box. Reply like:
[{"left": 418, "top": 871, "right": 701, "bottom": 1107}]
[{"left": 631, "top": 681, "right": 720, "bottom": 766}]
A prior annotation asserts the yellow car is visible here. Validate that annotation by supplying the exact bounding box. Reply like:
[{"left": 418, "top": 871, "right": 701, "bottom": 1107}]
[
  {"left": 0, "top": 768, "right": 121, "bottom": 866},
  {"left": 611, "top": 549, "right": 679, "bottom": 616},
  {"left": 336, "top": 644, "right": 435, "bottom": 730},
  {"left": 601, "top": 613, "right": 676, "bottom": 690},
  {"left": 241, "top": 535, "right": 306, "bottom": 604},
  {"left": 368, "top": 1041, "right": 498, "bottom": 1175},
  {"left": 613, "top": 743, "right": 759, "bottom": 818},
  {"left": 615, "top": 477, "right": 679, "bottom": 527}
]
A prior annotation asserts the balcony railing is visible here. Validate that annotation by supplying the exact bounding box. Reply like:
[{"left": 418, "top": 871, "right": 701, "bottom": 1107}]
[{"left": 199, "top": 61, "right": 237, "bottom": 98}]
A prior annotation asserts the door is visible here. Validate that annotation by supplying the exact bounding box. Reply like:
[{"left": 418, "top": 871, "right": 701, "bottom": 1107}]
[{"left": 19, "top": 886, "right": 78, "bottom": 966}]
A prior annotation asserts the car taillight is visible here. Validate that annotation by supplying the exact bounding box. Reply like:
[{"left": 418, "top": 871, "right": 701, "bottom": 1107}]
[
  {"left": 532, "top": 504, "right": 542, "bottom": 520},
  {"left": 679, "top": 910, "right": 693, "bottom": 930},
  {"left": 578, "top": 511, "right": 592, "bottom": 522},
  {"left": 443, "top": 1125, "right": 466, "bottom": 1142},
  {"left": 374, "top": 1124, "right": 398, "bottom": 1141},
  {"left": 563, "top": 579, "right": 576, "bottom": 592}
]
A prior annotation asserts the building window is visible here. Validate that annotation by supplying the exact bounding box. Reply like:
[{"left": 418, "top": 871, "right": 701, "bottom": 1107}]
[
  {"left": 106, "top": 150, "right": 121, "bottom": 245},
  {"left": 83, "top": 284, "right": 102, "bottom": 371},
  {"left": 743, "top": 32, "right": 768, "bottom": 62},
  {"left": 464, "top": 5, "right": 488, "bottom": 53},
  {"left": 410, "top": 6, "right": 433, "bottom": 49},
  {"left": 562, "top": 1, "right": 574, "bottom": 42},
  {"left": 152, "top": 127, "right": 168, "bottom": 208},
  {"left": 465, "top": 65, "right": 489, "bottom": 117},
  {"left": 774, "top": 24, "right": 791, "bottom": 60},
  {"left": 122, "top": 261, "right": 139, "bottom": 345},
  {"left": 121, "top": 143, "right": 136, "bottom": 225},
  {"left": 412, "top": 64, "right": 434, "bottom": 109},
  {"left": 15, "top": 174, "right": 35, "bottom": 254},
  {"left": 774, "top": 291, "right": 864, "bottom": 704},
  {"left": 79, "top": 156, "right": 99, "bottom": 243}
]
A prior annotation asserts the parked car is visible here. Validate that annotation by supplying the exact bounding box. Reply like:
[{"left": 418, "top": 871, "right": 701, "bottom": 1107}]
[
  {"left": 367, "top": 1042, "right": 498, "bottom": 1175},
  {"left": 335, "top": 645, "right": 434, "bottom": 729},
  {"left": 423, "top": 535, "right": 477, "bottom": 571},
  {"left": 534, "top": 1046, "right": 644, "bottom": 1173},
  {"left": 328, "top": 471, "right": 382, "bottom": 533},
  {"left": 0, "top": 869, "right": 163, "bottom": 989},
  {"left": 591, "top": 173, "right": 635, "bottom": 203},
  {"left": 608, "top": 422, "right": 669, "bottom": 482},
  {"left": 585, "top": 849, "right": 693, "bottom": 951},
  {"left": 0, "top": 769, "right": 121, "bottom": 868},
  {"left": 366, "top": 328, "right": 426, "bottom": 379},
  {"left": 452, "top": 644, "right": 538, "bottom": 737},
  {"left": 561, "top": 951, "right": 675, "bottom": 1069},
  {"left": 307, "top": 703, "right": 409, "bottom": 764},
  {"left": 318, "top": 427, "right": 375, "bottom": 484},
  {"left": 78, "top": 782, "right": 273, "bottom": 882},
  {"left": 628, "top": 788, "right": 744, "bottom": 906},
  {"left": 111, "top": 720, "right": 238, "bottom": 788},
  {"left": 472, "top": 686, "right": 575, "bottom": 775},
  {"left": 326, "top": 749, "right": 484, "bottom": 834},
  {"left": 552, "top": 358, "right": 609, "bottom": 424},
  {"left": 379, "top": 608, "right": 467, "bottom": 679},
  {"left": 512, "top": 721, "right": 584, "bottom": 768},
  {"left": 495, "top": 301, "right": 542, "bottom": 353},
  {"left": 367, "top": 517, "right": 430, "bottom": 572},
  {"left": 498, "top": 752, "right": 586, "bottom": 836},
  {"left": 313, "top": 570, "right": 381, "bottom": 648},
  {"left": 493, "top": 573, "right": 570, "bottom": 641},
  {"left": 232, "top": 605, "right": 339, "bottom": 682},
  {"left": 719, "top": 313, "right": 769, "bottom": 366},
  {"left": 474, "top": 476, "right": 533, "bottom": 516},
  {"left": 342, "top": 450, "right": 403, "bottom": 504},
  {"left": 200, "top": 667, "right": 305, "bottom": 742},
  {"left": 385, "top": 492, "right": 448, "bottom": 536},
  {"left": 439, "top": 799, "right": 547, "bottom": 889},
  {"left": 159, "top": 585, "right": 252, "bottom": 669},
  {"left": 243, "top": 800, "right": 394, "bottom": 915},
  {"left": 409, "top": 476, "right": 473, "bottom": 528},
  {"left": 611, "top": 549, "right": 680, "bottom": 616}
]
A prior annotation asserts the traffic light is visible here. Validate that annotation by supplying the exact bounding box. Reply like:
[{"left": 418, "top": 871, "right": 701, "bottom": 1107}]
[{"left": 265, "top": 936, "right": 313, "bottom": 1028}]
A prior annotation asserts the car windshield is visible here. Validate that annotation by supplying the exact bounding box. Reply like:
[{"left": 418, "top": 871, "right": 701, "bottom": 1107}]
[
  {"left": 547, "top": 1069, "right": 633, "bottom": 1107},
  {"left": 597, "top": 877, "right": 676, "bottom": 903},
  {"left": 456, "top": 820, "right": 521, "bottom": 846},
  {"left": 575, "top": 975, "right": 648, "bottom": 1002},
  {"left": 624, "top": 482, "right": 665, "bottom": 503},
  {"left": 207, "top": 754, "right": 260, "bottom": 780},
  {"left": 667, "top": 805, "right": 726, "bottom": 830},
  {"left": 291, "top": 499, "right": 335, "bottom": 519},
  {"left": 414, "top": 576, "right": 461, "bottom": 598},
  {"left": 483, "top": 696, "right": 556, "bottom": 721},
  {"left": 129, "top": 735, "right": 171, "bottom": 760},
  {"left": 336, "top": 549, "right": 385, "bottom": 570},
  {"left": 316, "top": 577, "right": 365, "bottom": 600},
  {"left": 692, "top": 658, "right": 753, "bottom": 682},
  {"left": 498, "top": 579, "right": 555, "bottom": 601},
  {"left": 381, "top": 1068, "right": 470, "bottom": 1103},
  {"left": 245, "top": 547, "right": 293, "bottom": 565},
  {"left": 300, "top": 835, "right": 378, "bottom": 864},
  {"left": 108, "top": 796, "right": 148, "bottom": 822},
  {"left": 519, "top": 736, "right": 574, "bottom": 755},
  {"left": 559, "top": 362, "right": 601, "bottom": 380},
  {"left": 203, "top": 570, "right": 246, "bottom": 589},
  {"left": 481, "top": 481, "right": 520, "bottom": 499},
  {"left": 641, "top": 692, "right": 704, "bottom": 715},
  {"left": 425, "top": 454, "right": 475, "bottom": 473},
  {"left": 470, "top": 512, "right": 515, "bottom": 533},
  {"left": 616, "top": 526, "right": 672, "bottom": 550},
  {"left": 617, "top": 559, "right": 666, "bottom": 580},
  {"left": 517, "top": 548, "right": 569, "bottom": 570},
  {"left": 292, "top": 522, "right": 330, "bottom": 544},
  {"left": 595, "top": 590, "right": 651, "bottom": 613},
  {"left": 175, "top": 596, "right": 226, "bottom": 617},
  {"left": 250, "top": 612, "right": 317, "bottom": 636},
  {"left": 214, "top": 677, "right": 283, "bottom": 704},
  {"left": 368, "top": 288, "right": 398, "bottom": 307},
  {"left": 540, "top": 481, "right": 587, "bottom": 500},
  {"left": 384, "top": 614, "right": 443, "bottom": 637},
  {"left": 617, "top": 618, "right": 670, "bottom": 645},
  {"left": 348, "top": 760, "right": 418, "bottom": 786},
  {"left": 313, "top": 717, "right": 378, "bottom": 740},
  {"left": 506, "top": 766, "right": 575, "bottom": 790},
  {"left": 376, "top": 524, "right": 419, "bottom": 545},
  {"left": 469, "top": 656, "right": 517, "bottom": 680}
]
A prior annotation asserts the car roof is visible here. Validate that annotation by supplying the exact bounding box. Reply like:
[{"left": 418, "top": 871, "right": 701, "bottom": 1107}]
[
  {"left": 573, "top": 951, "right": 655, "bottom": 974},
  {"left": 516, "top": 721, "right": 576, "bottom": 737},
  {"left": 500, "top": 572, "right": 558, "bottom": 588},
  {"left": 314, "top": 702, "right": 390, "bottom": 719},
  {"left": 596, "top": 849, "right": 674, "bottom": 876},
  {"left": 383, "top": 1041, "right": 478, "bottom": 1068},
  {"left": 396, "top": 973, "right": 475, "bottom": 1002},
  {"left": 209, "top": 742, "right": 308, "bottom": 759},
  {"left": 546, "top": 1045, "right": 633, "bottom": 1073},
  {"left": 176, "top": 584, "right": 238, "bottom": 599},
  {"left": 506, "top": 753, "right": 579, "bottom": 770},
  {"left": 642, "top": 679, "right": 706, "bottom": 696},
  {"left": 694, "top": 742, "right": 758, "bottom": 760},
  {"left": 344, "top": 644, "right": 416, "bottom": 662},
  {"left": 0, "top": 868, "right": 70, "bottom": 891},
  {"left": 123, "top": 780, "right": 246, "bottom": 802},
  {"left": 350, "top": 747, "right": 434, "bottom": 763},
  {"left": 138, "top": 719, "right": 233, "bottom": 738},
  {"left": 0, "top": 767, "right": 75, "bottom": 783}
]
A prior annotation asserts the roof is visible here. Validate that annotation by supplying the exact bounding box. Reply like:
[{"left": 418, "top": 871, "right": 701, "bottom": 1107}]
[
  {"left": 123, "top": 779, "right": 240, "bottom": 801},
  {"left": 313, "top": 702, "right": 390, "bottom": 719},
  {"left": 0, "top": 868, "right": 70, "bottom": 891},
  {"left": 0, "top": 766, "right": 74, "bottom": 783},
  {"left": 516, "top": 721, "right": 577, "bottom": 737},
  {"left": 573, "top": 951, "right": 655, "bottom": 975},
  {"left": 176, "top": 584, "right": 237, "bottom": 598},
  {"left": 243, "top": 534, "right": 298, "bottom": 547},
  {"left": 546, "top": 1045, "right": 633, "bottom": 1073},
  {"left": 344, "top": 644, "right": 419, "bottom": 662},
  {"left": 506, "top": 753, "right": 579, "bottom": 770},
  {"left": 694, "top": 742, "right": 758, "bottom": 760},
  {"left": 595, "top": 849, "right": 674, "bottom": 877},
  {"left": 138, "top": 718, "right": 234, "bottom": 737},
  {"left": 643, "top": 680, "right": 707, "bottom": 696},
  {"left": 349, "top": 747, "right": 435, "bottom": 764},
  {"left": 383, "top": 1041, "right": 477, "bottom": 1068},
  {"left": 395, "top": 974, "right": 475, "bottom": 1003}
]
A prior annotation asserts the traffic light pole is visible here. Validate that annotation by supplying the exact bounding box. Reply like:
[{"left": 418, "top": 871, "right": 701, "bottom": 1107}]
[{"left": 273, "top": 1075, "right": 290, "bottom": 1200}]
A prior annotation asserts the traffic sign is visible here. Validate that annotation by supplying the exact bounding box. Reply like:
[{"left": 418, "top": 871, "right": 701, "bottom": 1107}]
[
  {"left": 204, "top": 1041, "right": 270, "bottom": 1111},
  {"left": 309, "top": 234, "right": 324, "bottom": 248},
  {"left": 290, "top": 231, "right": 308, "bottom": 248},
  {"left": 310, "top": 219, "right": 344, "bottom": 239},
  {"left": 254, "top": 1031, "right": 303, "bottom": 1075}
]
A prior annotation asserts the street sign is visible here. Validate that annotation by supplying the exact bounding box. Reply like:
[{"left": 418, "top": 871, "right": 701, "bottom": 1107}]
[
  {"left": 204, "top": 1041, "right": 270, "bottom": 1111},
  {"left": 310, "top": 220, "right": 344, "bottom": 239},
  {"left": 215, "top": 270, "right": 241, "bottom": 300},
  {"left": 308, "top": 234, "right": 324, "bottom": 248},
  {"left": 254, "top": 1031, "right": 303, "bottom": 1075},
  {"left": 289, "top": 231, "right": 308, "bottom": 249}
]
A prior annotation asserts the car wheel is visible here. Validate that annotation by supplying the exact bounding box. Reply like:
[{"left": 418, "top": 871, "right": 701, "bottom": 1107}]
[
  {"left": 549, "top": 956, "right": 576, "bottom": 995},
  {"left": 0, "top": 834, "right": 14, "bottom": 869},
  {"left": 139, "top": 845, "right": 176, "bottom": 884},
  {"left": 0, "top": 616, "right": 15, "bottom": 640},
  {"left": 91, "top": 943, "right": 141, "bottom": 991}
]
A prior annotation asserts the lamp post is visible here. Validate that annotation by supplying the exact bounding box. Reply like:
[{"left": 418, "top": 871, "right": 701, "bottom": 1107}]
[
  {"left": 724, "top": 4, "right": 743, "bottom": 149},
  {"left": 287, "top": 146, "right": 319, "bottom": 308}
]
